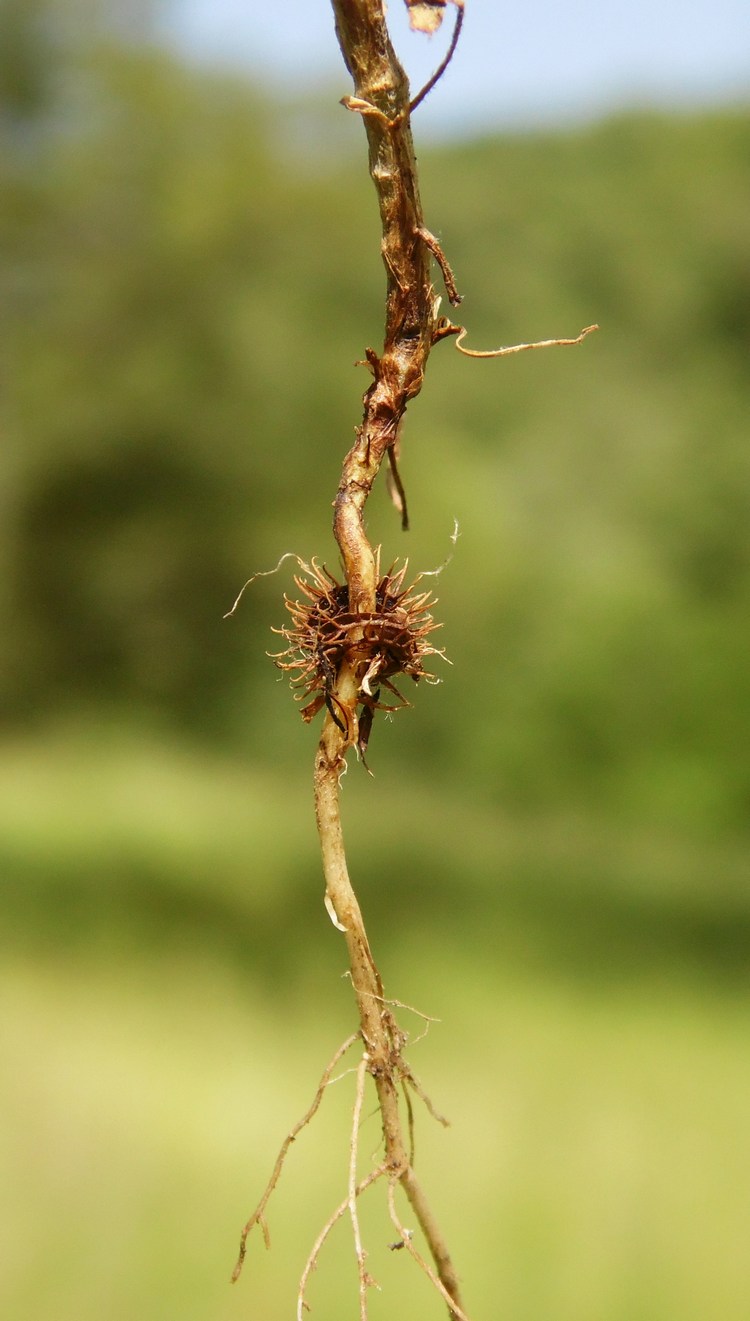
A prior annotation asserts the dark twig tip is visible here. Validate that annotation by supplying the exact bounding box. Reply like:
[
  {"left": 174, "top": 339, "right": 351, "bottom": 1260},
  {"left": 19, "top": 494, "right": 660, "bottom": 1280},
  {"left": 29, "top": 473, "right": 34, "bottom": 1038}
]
[{"left": 409, "top": 4, "right": 465, "bottom": 113}]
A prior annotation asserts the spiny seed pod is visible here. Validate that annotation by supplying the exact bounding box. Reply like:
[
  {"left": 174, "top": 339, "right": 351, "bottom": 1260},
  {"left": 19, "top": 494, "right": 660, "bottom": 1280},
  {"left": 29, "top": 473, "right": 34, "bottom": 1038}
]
[{"left": 271, "top": 556, "right": 448, "bottom": 761}]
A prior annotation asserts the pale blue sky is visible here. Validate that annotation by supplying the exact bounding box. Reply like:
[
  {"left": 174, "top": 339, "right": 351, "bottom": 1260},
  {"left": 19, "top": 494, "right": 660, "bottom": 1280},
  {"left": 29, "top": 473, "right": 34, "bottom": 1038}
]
[{"left": 165, "top": 0, "right": 750, "bottom": 136}]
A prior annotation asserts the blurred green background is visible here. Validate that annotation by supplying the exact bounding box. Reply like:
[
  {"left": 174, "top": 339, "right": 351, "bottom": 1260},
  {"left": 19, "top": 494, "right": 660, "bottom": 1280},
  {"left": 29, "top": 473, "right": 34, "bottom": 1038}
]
[{"left": 2, "top": 2, "right": 749, "bottom": 1319}]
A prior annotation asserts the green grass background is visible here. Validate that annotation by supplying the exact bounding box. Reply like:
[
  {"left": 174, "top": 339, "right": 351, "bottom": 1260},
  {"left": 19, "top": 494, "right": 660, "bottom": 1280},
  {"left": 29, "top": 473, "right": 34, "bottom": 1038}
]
[
  {"left": 1, "top": 3, "right": 749, "bottom": 1318},
  {"left": 3, "top": 723, "right": 749, "bottom": 1320}
]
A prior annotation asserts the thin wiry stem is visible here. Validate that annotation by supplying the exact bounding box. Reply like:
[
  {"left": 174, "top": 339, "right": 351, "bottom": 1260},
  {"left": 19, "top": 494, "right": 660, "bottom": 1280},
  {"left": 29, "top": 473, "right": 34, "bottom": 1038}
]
[
  {"left": 297, "top": 1166, "right": 388, "bottom": 1320},
  {"left": 349, "top": 1055, "right": 374, "bottom": 1319},
  {"left": 454, "top": 322, "right": 599, "bottom": 357},
  {"left": 410, "top": 1, "right": 464, "bottom": 113},
  {"left": 231, "top": 1032, "right": 359, "bottom": 1281}
]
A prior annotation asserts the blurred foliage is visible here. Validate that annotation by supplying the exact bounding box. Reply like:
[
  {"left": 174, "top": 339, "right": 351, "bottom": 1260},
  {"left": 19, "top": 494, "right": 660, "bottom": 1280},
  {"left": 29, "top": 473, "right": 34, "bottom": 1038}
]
[
  {"left": 1, "top": 0, "right": 749, "bottom": 962},
  {"left": 1, "top": 0, "right": 750, "bottom": 972},
  {"left": 2, "top": 6, "right": 750, "bottom": 1318},
  {"left": 2, "top": 3, "right": 748, "bottom": 834},
  {"left": 4, "top": 944, "right": 750, "bottom": 1321}
]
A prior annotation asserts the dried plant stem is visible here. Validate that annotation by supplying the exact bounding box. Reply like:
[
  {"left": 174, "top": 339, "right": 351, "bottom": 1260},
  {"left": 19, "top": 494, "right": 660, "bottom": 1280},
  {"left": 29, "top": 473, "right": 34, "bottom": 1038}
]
[
  {"left": 312, "top": 5, "right": 468, "bottom": 1316},
  {"left": 232, "top": 2, "right": 596, "bottom": 1316},
  {"left": 330, "top": 1, "right": 450, "bottom": 621},
  {"left": 315, "top": 655, "right": 466, "bottom": 1318}
]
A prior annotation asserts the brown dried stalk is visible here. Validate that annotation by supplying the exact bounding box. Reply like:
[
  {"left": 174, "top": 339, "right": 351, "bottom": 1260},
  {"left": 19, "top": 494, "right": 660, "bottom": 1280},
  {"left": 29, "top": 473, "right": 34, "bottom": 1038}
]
[
  {"left": 308, "top": 3, "right": 470, "bottom": 1314},
  {"left": 232, "top": 2, "right": 596, "bottom": 1316}
]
